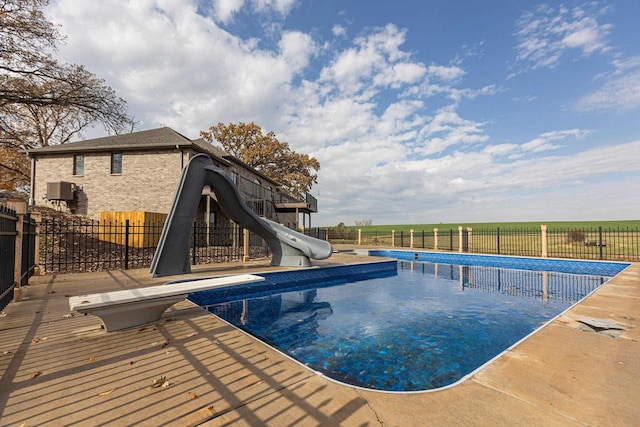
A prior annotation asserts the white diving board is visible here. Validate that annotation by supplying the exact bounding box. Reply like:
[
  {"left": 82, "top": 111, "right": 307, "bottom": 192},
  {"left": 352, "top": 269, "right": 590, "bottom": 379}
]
[{"left": 68, "top": 274, "right": 264, "bottom": 331}]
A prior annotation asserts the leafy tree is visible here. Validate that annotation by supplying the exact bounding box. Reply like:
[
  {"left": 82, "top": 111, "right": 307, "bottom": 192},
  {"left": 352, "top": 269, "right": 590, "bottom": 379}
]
[
  {"left": 0, "top": 0, "right": 133, "bottom": 191},
  {"left": 200, "top": 122, "right": 320, "bottom": 199}
]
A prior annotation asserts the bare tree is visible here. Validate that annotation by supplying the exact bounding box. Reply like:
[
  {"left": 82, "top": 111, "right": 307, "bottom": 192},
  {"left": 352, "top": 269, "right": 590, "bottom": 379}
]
[
  {"left": 355, "top": 219, "right": 373, "bottom": 226},
  {"left": 0, "top": 0, "right": 133, "bottom": 191}
]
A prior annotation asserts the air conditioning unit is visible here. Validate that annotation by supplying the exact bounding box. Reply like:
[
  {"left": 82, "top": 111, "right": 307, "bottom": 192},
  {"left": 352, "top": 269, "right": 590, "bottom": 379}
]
[{"left": 47, "top": 181, "right": 75, "bottom": 201}]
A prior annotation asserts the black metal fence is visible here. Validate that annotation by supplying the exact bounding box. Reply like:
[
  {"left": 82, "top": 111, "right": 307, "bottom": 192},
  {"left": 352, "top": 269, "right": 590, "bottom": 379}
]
[
  {"left": 39, "top": 219, "right": 268, "bottom": 274},
  {"left": 329, "top": 226, "right": 640, "bottom": 262},
  {"left": 20, "top": 213, "right": 37, "bottom": 285},
  {"left": 29, "top": 220, "right": 640, "bottom": 276},
  {"left": 0, "top": 205, "right": 37, "bottom": 311},
  {"left": 0, "top": 206, "right": 17, "bottom": 311}
]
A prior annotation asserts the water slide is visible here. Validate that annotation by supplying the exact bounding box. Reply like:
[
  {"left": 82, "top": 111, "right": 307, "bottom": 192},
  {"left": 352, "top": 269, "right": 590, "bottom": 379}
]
[{"left": 150, "top": 154, "right": 333, "bottom": 277}]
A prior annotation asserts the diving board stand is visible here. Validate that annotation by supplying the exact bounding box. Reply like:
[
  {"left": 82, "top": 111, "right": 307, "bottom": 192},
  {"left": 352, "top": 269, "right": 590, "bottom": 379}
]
[{"left": 68, "top": 274, "right": 264, "bottom": 331}]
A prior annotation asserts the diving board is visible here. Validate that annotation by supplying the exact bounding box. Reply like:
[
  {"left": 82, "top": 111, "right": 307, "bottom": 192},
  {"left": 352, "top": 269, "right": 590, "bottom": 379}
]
[{"left": 68, "top": 274, "right": 264, "bottom": 331}]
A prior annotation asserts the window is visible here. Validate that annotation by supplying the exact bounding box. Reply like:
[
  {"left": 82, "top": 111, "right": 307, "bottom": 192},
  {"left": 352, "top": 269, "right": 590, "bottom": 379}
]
[
  {"left": 111, "top": 153, "right": 122, "bottom": 174},
  {"left": 73, "top": 155, "right": 84, "bottom": 175}
]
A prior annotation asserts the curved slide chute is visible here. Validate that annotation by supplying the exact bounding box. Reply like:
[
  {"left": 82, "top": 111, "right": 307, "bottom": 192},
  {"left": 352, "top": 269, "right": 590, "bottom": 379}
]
[{"left": 150, "top": 154, "right": 332, "bottom": 277}]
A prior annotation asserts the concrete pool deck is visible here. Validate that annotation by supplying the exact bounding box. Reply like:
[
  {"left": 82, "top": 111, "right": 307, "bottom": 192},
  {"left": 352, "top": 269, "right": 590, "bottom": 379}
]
[{"left": 1, "top": 249, "right": 639, "bottom": 426}]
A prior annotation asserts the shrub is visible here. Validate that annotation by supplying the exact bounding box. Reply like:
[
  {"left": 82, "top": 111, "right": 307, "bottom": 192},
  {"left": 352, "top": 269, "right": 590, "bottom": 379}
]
[
  {"left": 567, "top": 229, "right": 586, "bottom": 243},
  {"left": 328, "top": 222, "right": 356, "bottom": 240}
]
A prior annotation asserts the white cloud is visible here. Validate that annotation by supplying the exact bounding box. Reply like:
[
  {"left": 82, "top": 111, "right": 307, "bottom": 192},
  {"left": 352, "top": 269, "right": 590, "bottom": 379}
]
[
  {"left": 251, "top": 0, "right": 297, "bottom": 16},
  {"left": 575, "top": 68, "right": 640, "bottom": 112},
  {"left": 212, "top": 0, "right": 245, "bottom": 24},
  {"left": 514, "top": 3, "right": 612, "bottom": 71},
  {"left": 332, "top": 24, "right": 346, "bottom": 37},
  {"left": 415, "top": 106, "right": 489, "bottom": 156},
  {"left": 521, "top": 129, "right": 591, "bottom": 153},
  {"left": 427, "top": 64, "right": 465, "bottom": 81}
]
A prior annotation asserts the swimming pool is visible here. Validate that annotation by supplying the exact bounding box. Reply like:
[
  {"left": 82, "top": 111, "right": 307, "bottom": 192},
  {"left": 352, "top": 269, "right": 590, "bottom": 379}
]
[{"left": 190, "top": 253, "right": 629, "bottom": 392}]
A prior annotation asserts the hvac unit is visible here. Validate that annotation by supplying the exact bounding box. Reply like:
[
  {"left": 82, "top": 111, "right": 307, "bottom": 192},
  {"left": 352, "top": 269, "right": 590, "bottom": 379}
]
[{"left": 47, "top": 181, "right": 75, "bottom": 201}]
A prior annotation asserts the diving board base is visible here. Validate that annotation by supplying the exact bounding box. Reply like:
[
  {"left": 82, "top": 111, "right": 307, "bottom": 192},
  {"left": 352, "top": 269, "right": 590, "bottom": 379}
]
[
  {"left": 77, "top": 294, "right": 187, "bottom": 332},
  {"left": 68, "top": 273, "right": 265, "bottom": 332}
]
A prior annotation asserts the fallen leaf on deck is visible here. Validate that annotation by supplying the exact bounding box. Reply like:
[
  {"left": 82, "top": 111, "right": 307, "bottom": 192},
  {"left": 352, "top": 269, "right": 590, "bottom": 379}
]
[
  {"left": 150, "top": 341, "right": 158, "bottom": 346},
  {"left": 31, "top": 339, "right": 39, "bottom": 344},
  {"left": 19, "top": 421, "right": 28, "bottom": 427},
  {"left": 97, "top": 389, "right": 115, "bottom": 396},
  {"left": 189, "top": 392, "right": 198, "bottom": 399},
  {"left": 79, "top": 300, "right": 90, "bottom": 305},
  {"left": 63, "top": 314, "right": 73, "bottom": 318},
  {"left": 186, "top": 332, "right": 197, "bottom": 338},
  {"left": 129, "top": 361, "right": 135, "bottom": 365},
  {"left": 87, "top": 357, "right": 96, "bottom": 363},
  {"left": 30, "top": 371, "right": 42, "bottom": 379},
  {"left": 151, "top": 375, "right": 169, "bottom": 388},
  {"left": 160, "top": 339, "right": 171, "bottom": 348}
]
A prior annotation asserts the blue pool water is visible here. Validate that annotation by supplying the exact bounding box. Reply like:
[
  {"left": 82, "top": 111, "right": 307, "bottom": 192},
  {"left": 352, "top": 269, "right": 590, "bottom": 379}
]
[{"left": 190, "top": 255, "right": 628, "bottom": 392}]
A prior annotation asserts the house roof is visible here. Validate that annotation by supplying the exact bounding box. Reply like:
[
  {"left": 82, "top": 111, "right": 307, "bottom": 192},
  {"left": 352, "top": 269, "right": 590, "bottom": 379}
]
[
  {"left": 27, "top": 126, "right": 282, "bottom": 186},
  {"left": 27, "top": 127, "right": 227, "bottom": 163}
]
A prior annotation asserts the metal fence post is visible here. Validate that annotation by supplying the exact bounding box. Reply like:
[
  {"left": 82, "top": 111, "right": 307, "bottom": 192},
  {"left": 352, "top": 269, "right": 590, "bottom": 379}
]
[
  {"left": 497, "top": 227, "right": 501, "bottom": 255},
  {"left": 598, "top": 226, "right": 603, "bottom": 260},
  {"left": 9, "top": 200, "right": 27, "bottom": 301},
  {"left": 124, "top": 220, "right": 130, "bottom": 269},
  {"left": 192, "top": 222, "right": 197, "bottom": 265}
]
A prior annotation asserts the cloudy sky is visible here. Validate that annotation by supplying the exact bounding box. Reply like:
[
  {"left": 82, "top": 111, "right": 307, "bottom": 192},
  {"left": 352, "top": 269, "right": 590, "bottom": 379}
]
[{"left": 46, "top": 0, "right": 640, "bottom": 226}]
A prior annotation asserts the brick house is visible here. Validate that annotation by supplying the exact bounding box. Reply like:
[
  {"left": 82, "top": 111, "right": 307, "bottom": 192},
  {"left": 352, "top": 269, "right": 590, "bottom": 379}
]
[{"left": 27, "top": 127, "right": 317, "bottom": 230}]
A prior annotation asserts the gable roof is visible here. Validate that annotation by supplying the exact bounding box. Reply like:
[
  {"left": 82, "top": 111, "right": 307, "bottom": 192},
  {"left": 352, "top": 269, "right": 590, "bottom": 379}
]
[
  {"left": 27, "top": 126, "right": 282, "bottom": 186},
  {"left": 26, "top": 127, "right": 230, "bottom": 165}
]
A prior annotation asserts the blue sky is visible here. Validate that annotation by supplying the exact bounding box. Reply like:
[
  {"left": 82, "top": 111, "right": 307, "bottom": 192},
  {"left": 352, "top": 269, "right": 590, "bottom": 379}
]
[{"left": 46, "top": 0, "right": 640, "bottom": 226}]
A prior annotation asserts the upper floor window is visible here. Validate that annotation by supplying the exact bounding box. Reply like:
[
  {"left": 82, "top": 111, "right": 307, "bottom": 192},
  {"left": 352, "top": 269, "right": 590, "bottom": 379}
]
[
  {"left": 111, "top": 153, "right": 122, "bottom": 174},
  {"left": 73, "top": 155, "right": 84, "bottom": 176}
]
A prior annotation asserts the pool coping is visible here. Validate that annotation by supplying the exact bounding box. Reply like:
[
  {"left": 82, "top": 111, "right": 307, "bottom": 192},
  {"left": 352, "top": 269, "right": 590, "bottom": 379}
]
[{"left": 1, "top": 249, "right": 639, "bottom": 425}]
